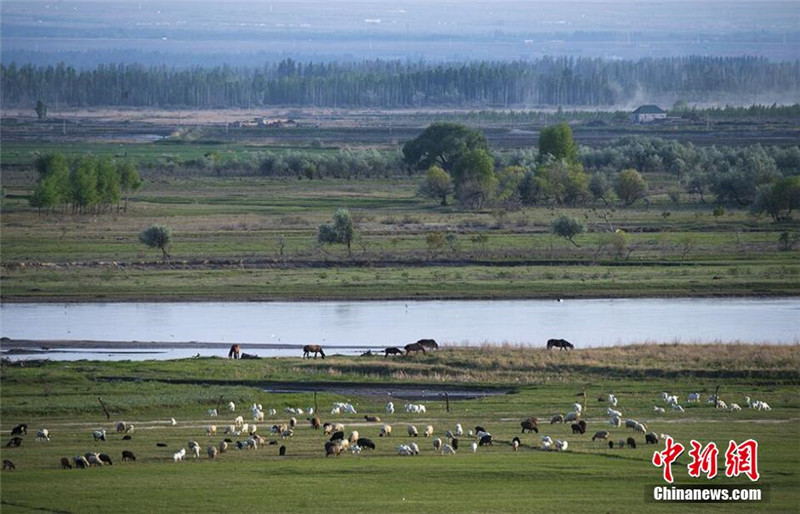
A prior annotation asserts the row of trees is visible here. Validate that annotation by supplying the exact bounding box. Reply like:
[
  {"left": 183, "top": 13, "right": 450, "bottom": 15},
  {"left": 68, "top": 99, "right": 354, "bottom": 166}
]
[
  {"left": 30, "top": 153, "right": 142, "bottom": 214},
  {"left": 4, "top": 56, "right": 797, "bottom": 108}
]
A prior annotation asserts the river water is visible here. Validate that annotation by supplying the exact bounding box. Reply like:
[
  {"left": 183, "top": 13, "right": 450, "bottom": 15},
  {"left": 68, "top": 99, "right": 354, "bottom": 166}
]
[{"left": 1, "top": 298, "right": 798, "bottom": 360}]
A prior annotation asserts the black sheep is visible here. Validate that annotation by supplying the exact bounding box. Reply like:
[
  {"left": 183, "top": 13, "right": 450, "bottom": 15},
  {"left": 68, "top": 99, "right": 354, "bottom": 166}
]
[
  {"left": 122, "top": 450, "right": 136, "bottom": 461},
  {"left": 451, "top": 438, "right": 459, "bottom": 450},
  {"left": 5, "top": 437, "right": 23, "bottom": 448},
  {"left": 279, "top": 445, "right": 286, "bottom": 456},
  {"left": 10, "top": 424, "right": 27, "bottom": 436},
  {"left": 479, "top": 435, "right": 493, "bottom": 446},
  {"left": 357, "top": 438, "right": 376, "bottom": 450},
  {"left": 627, "top": 437, "right": 637, "bottom": 449},
  {"left": 330, "top": 431, "right": 345, "bottom": 442}
]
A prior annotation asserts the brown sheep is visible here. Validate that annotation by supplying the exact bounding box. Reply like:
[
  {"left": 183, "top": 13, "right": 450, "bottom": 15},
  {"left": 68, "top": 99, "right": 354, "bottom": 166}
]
[
  {"left": 60, "top": 457, "right": 72, "bottom": 469},
  {"left": 309, "top": 417, "right": 321, "bottom": 430},
  {"left": 520, "top": 418, "right": 539, "bottom": 434},
  {"left": 324, "top": 441, "right": 341, "bottom": 457},
  {"left": 571, "top": 423, "right": 585, "bottom": 435},
  {"left": 122, "top": 450, "right": 136, "bottom": 462},
  {"left": 592, "top": 430, "right": 610, "bottom": 441},
  {"left": 550, "top": 414, "right": 564, "bottom": 424}
]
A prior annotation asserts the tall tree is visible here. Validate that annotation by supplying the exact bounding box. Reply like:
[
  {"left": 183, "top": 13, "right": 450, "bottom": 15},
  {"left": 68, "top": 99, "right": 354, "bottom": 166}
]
[
  {"left": 35, "top": 99, "right": 47, "bottom": 120},
  {"left": 451, "top": 148, "right": 497, "bottom": 209},
  {"left": 403, "top": 122, "right": 488, "bottom": 172},
  {"left": 538, "top": 122, "right": 578, "bottom": 164},
  {"left": 417, "top": 165, "right": 453, "bottom": 206},
  {"left": 614, "top": 168, "right": 648, "bottom": 206},
  {"left": 318, "top": 208, "right": 357, "bottom": 255}
]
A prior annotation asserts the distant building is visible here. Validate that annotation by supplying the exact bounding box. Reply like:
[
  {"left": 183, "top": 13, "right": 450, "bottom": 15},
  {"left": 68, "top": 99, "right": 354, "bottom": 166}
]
[{"left": 631, "top": 105, "right": 667, "bottom": 123}]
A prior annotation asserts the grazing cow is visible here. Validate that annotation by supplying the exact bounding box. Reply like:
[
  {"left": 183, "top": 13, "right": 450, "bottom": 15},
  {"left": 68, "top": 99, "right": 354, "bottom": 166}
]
[
  {"left": 384, "top": 347, "right": 403, "bottom": 357},
  {"left": 547, "top": 339, "right": 574, "bottom": 350},
  {"left": 404, "top": 342, "right": 426, "bottom": 355},
  {"left": 417, "top": 339, "right": 439, "bottom": 350},
  {"left": 302, "top": 345, "right": 326, "bottom": 359},
  {"left": 228, "top": 344, "right": 241, "bottom": 359}
]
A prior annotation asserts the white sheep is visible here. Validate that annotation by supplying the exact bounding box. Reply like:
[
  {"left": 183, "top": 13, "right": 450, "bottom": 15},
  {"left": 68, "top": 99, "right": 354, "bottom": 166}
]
[
  {"left": 228, "top": 401, "right": 236, "bottom": 412},
  {"left": 307, "top": 407, "right": 314, "bottom": 416},
  {"left": 715, "top": 400, "right": 727, "bottom": 410},
  {"left": 385, "top": 402, "right": 395, "bottom": 414},
  {"left": 191, "top": 445, "right": 200, "bottom": 459},
  {"left": 407, "top": 425, "right": 419, "bottom": 437},
  {"left": 672, "top": 405, "right": 685, "bottom": 413},
  {"left": 289, "top": 417, "right": 297, "bottom": 428},
  {"left": 331, "top": 406, "right": 341, "bottom": 415},
  {"left": 607, "top": 394, "right": 618, "bottom": 407},
  {"left": 624, "top": 419, "right": 639, "bottom": 430},
  {"left": 333, "top": 423, "right": 345, "bottom": 432},
  {"left": 555, "top": 439, "right": 568, "bottom": 451},
  {"left": 607, "top": 408, "right": 622, "bottom": 418},
  {"left": 219, "top": 441, "right": 228, "bottom": 453},
  {"left": 409, "top": 442, "right": 420, "bottom": 454},
  {"left": 234, "top": 416, "right": 244, "bottom": 427},
  {"left": 609, "top": 416, "right": 621, "bottom": 427},
  {"left": 171, "top": 418, "right": 177, "bottom": 426},
  {"left": 423, "top": 425, "right": 434, "bottom": 437},
  {"left": 349, "top": 431, "right": 360, "bottom": 444},
  {"left": 666, "top": 395, "right": 679, "bottom": 406},
  {"left": 442, "top": 444, "right": 456, "bottom": 455},
  {"left": 687, "top": 392, "right": 701, "bottom": 403},
  {"left": 207, "top": 445, "right": 218, "bottom": 459},
  {"left": 541, "top": 435, "right": 553, "bottom": 446},
  {"left": 433, "top": 437, "right": 442, "bottom": 451},
  {"left": 455, "top": 423, "right": 464, "bottom": 436},
  {"left": 380, "top": 424, "right": 392, "bottom": 437},
  {"left": 661, "top": 392, "right": 670, "bottom": 402},
  {"left": 729, "top": 403, "right": 742, "bottom": 412},
  {"left": 205, "top": 425, "right": 217, "bottom": 436},
  {"left": 224, "top": 424, "right": 237, "bottom": 435},
  {"left": 653, "top": 406, "right": 665, "bottom": 414},
  {"left": 634, "top": 422, "right": 647, "bottom": 433},
  {"left": 572, "top": 402, "right": 582, "bottom": 413},
  {"left": 208, "top": 409, "right": 218, "bottom": 417},
  {"left": 173, "top": 448, "right": 186, "bottom": 462},
  {"left": 470, "top": 442, "right": 478, "bottom": 453},
  {"left": 241, "top": 423, "right": 249, "bottom": 434},
  {"left": 397, "top": 444, "right": 415, "bottom": 456},
  {"left": 92, "top": 429, "right": 106, "bottom": 441},
  {"left": 540, "top": 440, "right": 552, "bottom": 451},
  {"left": 564, "top": 411, "right": 580, "bottom": 423},
  {"left": 36, "top": 428, "right": 51, "bottom": 441},
  {"left": 253, "top": 410, "right": 264, "bottom": 422},
  {"left": 249, "top": 425, "right": 258, "bottom": 435}
]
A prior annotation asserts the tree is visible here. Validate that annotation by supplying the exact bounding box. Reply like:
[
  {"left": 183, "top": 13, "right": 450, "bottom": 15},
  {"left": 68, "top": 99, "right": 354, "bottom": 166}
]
[
  {"left": 589, "top": 172, "right": 613, "bottom": 205},
  {"left": 402, "top": 122, "right": 488, "bottom": 172},
  {"left": 614, "top": 168, "right": 648, "bottom": 206},
  {"left": 118, "top": 160, "right": 142, "bottom": 211},
  {"left": 538, "top": 122, "right": 578, "bottom": 164},
  {"left": 417, "top": 165, "right": 453, "bottom": 206},
  {"left": 35, "top": 99, "right": 47, "bottom": 120},
  {"left": 550, "top": 214, "right": 585, "bottom": 247},
  {"left": 318, "top": 208, "right": 357, "bottom": 255},
  {"left": 139, "top": 225, "right": 172, "bottom": 259},
  {"left": 751, "top": 177, "right": 800, "bottom": 221},
  {"left": 451, "top": 149, "right": 497, "bottom": 209}
]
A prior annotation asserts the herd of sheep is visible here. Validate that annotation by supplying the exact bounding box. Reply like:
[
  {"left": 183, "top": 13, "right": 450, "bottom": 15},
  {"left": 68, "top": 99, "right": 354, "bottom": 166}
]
[{"left": 1, "top": 392, "right": 776, "bottom": 471}]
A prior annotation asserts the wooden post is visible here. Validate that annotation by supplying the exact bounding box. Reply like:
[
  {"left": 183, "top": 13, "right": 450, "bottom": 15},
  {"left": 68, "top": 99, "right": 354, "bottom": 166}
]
[
  {"left": 714, "top": 385, "right": 720, "bottom": 409},
  {"left": 97, "top": 397, "right": 111, "bottom": 419},
  {"left": 314, "top": 391, "right": 318, "bottom": 414},
  {"left": 445, "top": 392, "right": 450, "bottom": 413},
  {"left": 216, "top": 395, "right": 223, "bottom": 413}
]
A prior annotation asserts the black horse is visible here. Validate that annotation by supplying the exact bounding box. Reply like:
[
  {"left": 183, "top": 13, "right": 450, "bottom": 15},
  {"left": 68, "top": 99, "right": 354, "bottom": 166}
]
[{"left": 547, "top": 338, "right": 574, "bottom": 350}]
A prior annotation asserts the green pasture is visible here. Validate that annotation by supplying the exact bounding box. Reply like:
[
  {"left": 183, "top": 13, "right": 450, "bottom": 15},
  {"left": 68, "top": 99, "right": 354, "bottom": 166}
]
[{"left": 1, "top": 346, "right": 798, "bottom": 512}]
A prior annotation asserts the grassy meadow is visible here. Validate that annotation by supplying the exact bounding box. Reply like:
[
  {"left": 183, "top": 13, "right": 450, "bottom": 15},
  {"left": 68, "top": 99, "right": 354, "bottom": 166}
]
[{"left": 1, "top": 344, "right": 798, "bottom": 513}]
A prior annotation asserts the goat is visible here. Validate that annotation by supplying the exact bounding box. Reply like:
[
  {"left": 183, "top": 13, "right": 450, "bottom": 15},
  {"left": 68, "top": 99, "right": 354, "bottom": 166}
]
[
  {"left": 122, "top": 450, "right": 136, "bottom": 461},
  {"left": 36, "top": 428, "right": 51, "bottom": 441}
]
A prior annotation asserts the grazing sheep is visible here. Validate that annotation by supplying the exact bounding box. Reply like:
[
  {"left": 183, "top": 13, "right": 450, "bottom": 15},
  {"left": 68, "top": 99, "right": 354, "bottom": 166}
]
[
  {"left": 626, "top": 437, "right": 636, "bottom": 449},
  {"left": 218, "top": 441, "right": 228, "bottom": 453},
  {"left": 433, "top": 437, "right": 443, "bottom": 451},
  {"left": 687, "top": 392, "right": 701, "bottom": 403},
  {"left": 470, "top": 442, "right": 478, "bottom": 453},
  {"left": 540, "top": 440, "right": 552, "bottom": 451},
  {"left": 122, "top": 450, "right": 136, "bottom": 461},
  {"left": 240, "top": 423, "right": 250, "bottom": 435},
  {"left": 550, "top": 414, "right": 564, "bottom": 424},
  {"left": 330, "top": 431, "right": 345, "bottom": 442},
  {"left": 479, "top": 435, "right": 493, "bottom": 446},
  {"left": 289, "top": 417, "right": 297, "bottom": 428},
  {"left": 610, "top": 416, "right": 621, "bottom": 427},
  {"left": 407, "top": 425, "right": 419, "bottom": 437},
  {"left": 349, "top": 431, "right": 360, "bottom": 444},
  {"left": 424, "top": 425, "right": 434, "bottom": 437},
  {"left": 616, "top": 439, "right": 625, "bottom": 449},
  {"left": 228, "top": 401, "right": 236, "bottom": 412},
  {"left": 268, "top": 408, "right": 277, "bottom": 416},
  {"left": 409, "top": 442, "right": 420, "bottom": 455},
  {"left": 592, "top": 430, "right": 610, "bottom": 442},
  {"left": 357, "top": 438, "right": 376, "bottom": 450},
  {"left": 653, "top": 406, "right": 665, "bottom": 414},
  {"left": 325, "top": 442, "right": 341, "bottom": 457},
  {"left": 385, "top": 402, "right": 395, "bottom": 414},
  {"left": 73, "top": 455, "right": 90, "bottom": 469},
  {"left": 397, "top": 444, "right": 415, "bottom": 456},
  {"left": 248, "top": 425, "right": 258, "bottom": 436},
  {"left": 279, "top": 445, "right": 286, "bottom": 456},
  {"left": 474, "top": 425, "right": 487, "bottom": 434},
  {"left": 442, "top": 444, "right": 456, "bottom": 455},
  {"left": 98, "top": 453, "right": 113, "bottom": 465},
  {"left": 672, "top": 405, "right": 685, "bottom": 413},
  {"left": 541, "top": 436, "right": 553, "bottom": 446},
  {"left": 555, "top": 439, "right": 568, "bottom": 451},
  {"left": 92, "top": 429, "right": 106, "bottom": 442},
  {"left": 729, "top": 403, "right": 742, "bottom": 412},
  {"left": 10, "top": 424, "right": 28, "bottom": 436},
  {"left": 607, "top": 408, "right": 622, "bottom": 418},
  {"left": 253, "top": 410, "right": 264, "bottom": 422},
  {"left": 60, "top": 456, "right": 73, "bottom": 469},
  {"left": 208, "top": 408, "right": 218, "bottom": 417},
  {"left": 207, "top": 445, "right": 218, "bottom": 459},
  {"left": 451, "top": 438, "right": 459, "bottom": 450},
  {"left": 173, "top": 448, "right": 186, "bottom": 462},
  {"left": 633, "top": 422, "right": 647, "bottom": 434},
  {"left": 156, "top": 442, "right": 168, "bottom": 447},
  {"left": 205, "top": 425, "right": 217, "bottom": 436},
  {"left": 520, "top": 418, "right": 539, "bottom": 434},
  {"left": 333, "top": 423, "right": 345, "bottom": 433},
  {"left": 2, "top": 459, "right": 15, "bottom": 470},
  {"left": 234, "top": 416, "right": 244, "bottom": 427},
  {"left": 122, "top": 435, "right": 132, "bottom": 441},
  {"left": 323, "top": 423, "right": 333, "bottom": 436},
  {"left": 572, "top": 403, "right": 583, "bottom": 414},
  {"left": 715, "top": 400, "right": 727, "bottom": 410},
  {"left": 310, "top": 416, "right": 321, "bottom": 429},
  {"left": 571, "top": 423, "right": 584, "bottom": 435},
  {"left": 645, "top": 433, "right": 659, "bottom": 445},
  {"left": 85, "top": 453, "right": 104, "bottom": 466},
  {"left": 5, "top": 437, "right": 23, "bottom": 448},
  {"left": 564, "top": 411, "right": 580, "bottom": 423},
  {"left": 281, "top": 429, "right": 294, "bottom": 439},
  {"left": 455, "top": 424, "right": 464, "bottom": 436},
  {"left": 624, "top": 419, "right": 639, "bottom": 430},
  {"left": 577, "top": 420, "right": 587, "bottom": 432},
  {"left": 191, "top": 445, "right": 201, "bottom": 459},
  {"left": 511, "top": 437, "right": 521, "bottom": 452},
  {"left": 364, "top": 415, "right": 381, "bottom": 422},
  {"left": 350, "top": 445, "right": 362, "bottom": 454},
  {"left": 36, "top": 428, "right": 51, "bottom": 441}
]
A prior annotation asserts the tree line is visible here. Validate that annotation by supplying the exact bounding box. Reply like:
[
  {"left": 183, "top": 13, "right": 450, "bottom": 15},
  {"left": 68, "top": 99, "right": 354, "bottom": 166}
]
[
  {"left": 3, "top": 56, "right": 798, "bottom": 108},
  {"left": 30, "top": 153, "right": 142, "bottom": 214}
]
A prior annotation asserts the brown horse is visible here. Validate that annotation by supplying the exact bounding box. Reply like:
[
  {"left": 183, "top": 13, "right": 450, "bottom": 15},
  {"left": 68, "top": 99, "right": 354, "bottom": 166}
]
[
  {"left": 384, "top": 347, "right": 403, "bottom": 357},
  {"left": 547, "top": 339, "right": 574, "bottom": 350},
  {"left": 303, "top": 345, "right": 326, "bottom": 359},
  {"left": 416, "top": 339, "right": 439, "bottom": 350},
  {"left": 228, "top": 344, "right": 241, "bottom": 359},
  {"left": 404, "top": 342, "right": 426, "bottom": 355}
]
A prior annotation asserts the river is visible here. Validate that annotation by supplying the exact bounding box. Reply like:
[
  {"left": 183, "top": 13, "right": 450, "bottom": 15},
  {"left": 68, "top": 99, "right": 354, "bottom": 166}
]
[{"left": 1, "top": 298, "right": 797, "bottom": 360}]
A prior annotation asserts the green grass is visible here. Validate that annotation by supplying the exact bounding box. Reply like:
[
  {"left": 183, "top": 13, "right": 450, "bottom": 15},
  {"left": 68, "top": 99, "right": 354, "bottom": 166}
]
[{"left": 1, "top": 345, "right": 798, "bottom": 512}]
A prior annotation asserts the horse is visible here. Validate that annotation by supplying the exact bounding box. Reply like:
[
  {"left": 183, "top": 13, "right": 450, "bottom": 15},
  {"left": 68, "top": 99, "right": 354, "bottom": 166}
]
[
  {"left": 547, "top": 338, "right": 574, "bottom": 350},
  {"left": 303, "top": 345, "right": 326, "bottom": 359},
  {"left": 416, "top": 339, "right": 439, "bottom": 350},
  {"left": 404, "top": 342, "right": 426, "bottom": 355},
  {"left": 384, "top": 347, "right": 403, "bottom": 357},
  {"left": 228, "top": 344, "right": 241, "bottom": 359}
]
